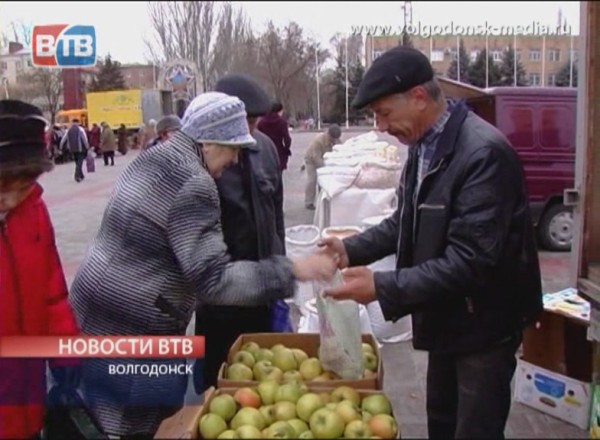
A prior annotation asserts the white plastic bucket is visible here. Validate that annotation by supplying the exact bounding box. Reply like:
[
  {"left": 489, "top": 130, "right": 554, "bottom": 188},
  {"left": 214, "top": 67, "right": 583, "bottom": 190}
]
[{"left": 285, "top": 225, "right": 321, "bottom": 313}]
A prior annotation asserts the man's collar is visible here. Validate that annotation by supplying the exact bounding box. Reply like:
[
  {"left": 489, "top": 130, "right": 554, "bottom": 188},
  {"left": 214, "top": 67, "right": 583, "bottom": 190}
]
[{"left": 418, "top": 100, "right": 454, "bottom": 146}]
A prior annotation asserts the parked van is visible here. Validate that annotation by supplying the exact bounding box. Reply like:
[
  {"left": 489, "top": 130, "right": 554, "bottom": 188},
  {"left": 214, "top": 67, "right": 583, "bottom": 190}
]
[
  {"left": 439, "top": 79, "right": 576, "bottom": 252},
  {"left": 466, "top": 87, "right": 576, "bottom": 252}
]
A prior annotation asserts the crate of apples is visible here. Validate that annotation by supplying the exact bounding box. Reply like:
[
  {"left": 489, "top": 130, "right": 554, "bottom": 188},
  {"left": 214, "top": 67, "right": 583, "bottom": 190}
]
[
  {"left": 218, "top": 333, "right": 382, "bottom": 390},
  {"left": 198, "top": 383, "right": 399, "bottom": 439}
]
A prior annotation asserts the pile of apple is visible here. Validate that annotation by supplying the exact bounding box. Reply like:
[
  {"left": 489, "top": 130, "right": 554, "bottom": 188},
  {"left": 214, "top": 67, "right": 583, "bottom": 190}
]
[
  {"left": 225, "top": 341, "right": 378, "bottom": 382},
  {"left": 198, "top": 382, "right": 398, "bottom": 439}
]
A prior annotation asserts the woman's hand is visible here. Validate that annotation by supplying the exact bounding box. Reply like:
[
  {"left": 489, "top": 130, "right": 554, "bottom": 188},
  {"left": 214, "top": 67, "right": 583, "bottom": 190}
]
[{"left": 292, "top": 254, "right": 339, "bottom": 282}]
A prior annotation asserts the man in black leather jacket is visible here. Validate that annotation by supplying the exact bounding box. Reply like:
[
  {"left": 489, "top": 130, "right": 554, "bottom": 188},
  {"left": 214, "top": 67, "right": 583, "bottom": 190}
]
[
  {"left": 321, "top": 47, "right": 543, "bottom": 439},
  {"left": 193, "top": 74, "right": 290, "bottom": 393}
]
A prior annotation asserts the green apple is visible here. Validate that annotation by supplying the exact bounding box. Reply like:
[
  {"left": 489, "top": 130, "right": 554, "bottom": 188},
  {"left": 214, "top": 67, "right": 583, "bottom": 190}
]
[
  {"left": 363, "top": 369, "right": 378, "bottom": 379},
  {"left": 235, "top": 425, "right": 262, "bottom": 439},
  {"left": 227, "top": 362, "right": 253, "bottom": 381},
  {"left": 335, "top": 400, "right": 362, "bottom": 424},
  {"left": 318, "top": 392, "right": 331, "bottom": 405},
  {"left": 309, "top": 408, "right": 345, "bottom": 439},
  {"left": 299, "top": 358, "right": 323, "bottom": 381},
  {"left": 368, "top": 414, "right": 398, "bottom": 438},
  {"left": 313, "top": 371, "right": 338, "bottom": 381},
  {"left": 257, "top": 380, "right": 279, "bottom": 405},
  {"left": 273, "top": 401, "right": 297, "bottom": 421},
  {"left": 288, "top": 418, "right": 310, "bottom": 436},
  {"left": 233, "top": 387, "right": 261, "bottom": 408},
  {"left": 296, "top": 393, "right": 325, "bottom": 422},
  {"left": 361, "top": 394, "right": 393, "bottom": 416},
  {"left": 363, "top": 352, "right": 378, "bottom": 371},
  {"left": 232, "top": 350, "right": 255, "bottom": 368},
  {"left": 344, "top": 419, "right": 373, "bottom": 439},
  {"left": 208, "top": 394, "right": 237, "bottom": 421},
  {"left": 240, "top": 341, "right": 261, "bottom": 357},
  {"left": 275, "top": 381, "right": 305, "bottom": 403},
  {"left": 255, "top": 348, "right": 274, "bottom": 363},
  {"left": 299, "top": 430, "right": 314, "bottom": 439},
  {"left": 283, "top": 370, "right": 304, "bottom": 382},
  {"left": 230, "top": 407, "right": 267, "bottom": 430},
  {"left": 272, "top": 348, "right": 298, "bottom": 372},
  {"left": 291, "top": 348, "right": 309, "bottom": 364},
  {"left": 271, "top": 343, "right": 287, "bottom": 352},
  {"left": 362, "top": 342, "right": 375, "bottom": 354},
  {"left": 253, "top": 361, "right": 283, "bottom": 382},
  {"left": 265, "top": 421, "right": 296, "bottom": 439},
  {"left": 259, "top": 404, "right": 277, "bottom": 426},
  {"left": 325, "top": 403, "right": 338, "bottom": 411},
  {"left": 217, "top": 429, "right": 237, "bottom": 439},
  {"left": 331, "top": 386, "right": 361, "bottom": 405},
  {"left": 199, "top": 413, "right": 227, "bottom": 439},
  {"left": 362, "top": 410, "right": 373, "bottom": 423}
]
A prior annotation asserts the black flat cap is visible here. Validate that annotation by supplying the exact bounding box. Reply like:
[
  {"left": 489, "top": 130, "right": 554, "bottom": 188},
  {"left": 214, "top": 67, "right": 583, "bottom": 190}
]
[
  {"left": 215, "top": 74, "right": 272, "bottom": 117},
  {"left": 352, "top": 46, "right": 434, "bottom": 109}
]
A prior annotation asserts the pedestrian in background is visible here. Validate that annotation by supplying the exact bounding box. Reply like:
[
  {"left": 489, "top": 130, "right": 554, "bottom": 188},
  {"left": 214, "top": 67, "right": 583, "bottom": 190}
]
[
  {"left": 303, "top": 124, "right": 342, "bottom": 209},
  {"left": 100, "top": 121, "right": 117, "bottom": 166},
  {"left": 258, "top": 101, "right": 292, "bottom": 172},
  {"left": 59, "top": 118, "right": 89, "bottom": 182}
]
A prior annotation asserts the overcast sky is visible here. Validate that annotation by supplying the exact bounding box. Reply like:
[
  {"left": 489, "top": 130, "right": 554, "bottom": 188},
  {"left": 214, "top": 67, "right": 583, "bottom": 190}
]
[{"left": 0, "top": 1, "right": 581, "bottom": 64}]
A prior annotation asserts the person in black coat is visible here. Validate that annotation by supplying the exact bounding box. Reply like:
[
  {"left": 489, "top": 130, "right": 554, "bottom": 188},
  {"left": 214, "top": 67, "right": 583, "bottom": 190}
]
[{"left": 320, "top": 46, "right": 543, "bottom": 440}]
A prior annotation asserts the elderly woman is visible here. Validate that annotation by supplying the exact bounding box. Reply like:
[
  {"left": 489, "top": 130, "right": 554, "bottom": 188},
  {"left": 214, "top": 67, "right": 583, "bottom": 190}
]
[{"left": 68, "top": 92, "right": 337, "bottom": 437}]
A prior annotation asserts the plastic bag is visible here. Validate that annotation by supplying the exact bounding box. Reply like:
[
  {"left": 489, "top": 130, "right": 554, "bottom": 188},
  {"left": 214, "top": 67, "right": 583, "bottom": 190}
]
[{"left": 314, "top": 271, "right": 364, "bottom": 379}]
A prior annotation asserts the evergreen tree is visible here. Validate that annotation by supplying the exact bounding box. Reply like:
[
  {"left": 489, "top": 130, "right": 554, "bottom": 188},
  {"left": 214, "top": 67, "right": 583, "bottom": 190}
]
[
  {"left": 446, "top": 39, "right": 471, "bottom": 83},
  {"left": 398, "top": 31, "right": 413, "bottom": 48},
  {"left": 90, "top": 54, "right": 127, "bottom": 92},
  {"left": 498, "top": 47, "right": 528, "bottom": 86},
  {"left": 329, "top": 42, "right": 365, "bottom": 125},
  {"left": 348, "top": 61, "right": 365, "bottom": 124},
  {"left": 467, "top": 49, "right": 502, "bottom": 88},
  {"left": 555, "top": 59, "right": 578, "bottom": 87}
]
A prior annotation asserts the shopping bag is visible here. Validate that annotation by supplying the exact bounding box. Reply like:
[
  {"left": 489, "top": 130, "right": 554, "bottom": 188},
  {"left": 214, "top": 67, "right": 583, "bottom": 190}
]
[
  {"left": 271, "top": 299, "right": 294, "bottom": 332},
  {"left": 314, "top": 271, "right": 363, "bottom": 379},
  {"left": 44, "top": 385, "right": 108, "bottom": 440},
  {"left": 85, "top": 151, "right": 95, "bottom": 173}
]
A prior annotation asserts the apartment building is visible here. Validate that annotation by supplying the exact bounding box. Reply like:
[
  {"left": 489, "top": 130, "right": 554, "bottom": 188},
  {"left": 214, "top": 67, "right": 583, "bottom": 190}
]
[
  {"left": 120, "top": 64, "right": 159, "bottom": 90},
  {"left": 0, "top": 42, "right": 33, "bottom": 86},
  {"left": 365, "top": 34, "right": 579, "bottom": 87}
]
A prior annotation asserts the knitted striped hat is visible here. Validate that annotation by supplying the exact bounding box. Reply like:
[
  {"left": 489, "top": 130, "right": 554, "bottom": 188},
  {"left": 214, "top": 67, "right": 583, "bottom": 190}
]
[{"left": 181, "top": 92, "right": 256, "bottom": 148}]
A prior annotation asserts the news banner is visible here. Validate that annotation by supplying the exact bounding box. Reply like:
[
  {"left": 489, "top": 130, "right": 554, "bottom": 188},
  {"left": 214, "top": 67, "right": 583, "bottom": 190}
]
[{"left": 0, "top": 336, "right": 205, "bottom": 377}]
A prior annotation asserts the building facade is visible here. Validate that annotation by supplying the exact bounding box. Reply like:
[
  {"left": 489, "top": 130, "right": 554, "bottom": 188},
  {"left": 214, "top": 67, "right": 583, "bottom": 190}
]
[
  {"left": 0, "top": 42, "right": 33, "bottom": 86},
  {"left": 365, "top": 34, "right": 579, "bottom": 87},
  {"left": 120, "top": 64, "right": 159, "bottom": 90}
]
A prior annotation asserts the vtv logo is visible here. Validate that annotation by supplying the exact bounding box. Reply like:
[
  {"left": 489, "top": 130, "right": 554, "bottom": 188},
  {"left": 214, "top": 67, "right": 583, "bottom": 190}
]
[{"left": 32, "top": 24, "right": 96, "bottom": 68}]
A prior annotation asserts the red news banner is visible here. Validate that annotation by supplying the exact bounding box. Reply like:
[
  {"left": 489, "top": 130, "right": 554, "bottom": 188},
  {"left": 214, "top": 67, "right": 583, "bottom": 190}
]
[{"left": 0, "top": 336, "right": 205, "bottom": 358}]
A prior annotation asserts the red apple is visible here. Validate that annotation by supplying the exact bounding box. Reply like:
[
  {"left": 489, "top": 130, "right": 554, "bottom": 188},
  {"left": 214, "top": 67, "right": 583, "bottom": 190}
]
[
  {"left": 233, "top": 387, "right": 261, "bottom": 408},
  {"left": 369, "top": 414, "right": 398, "bottom": 438}
]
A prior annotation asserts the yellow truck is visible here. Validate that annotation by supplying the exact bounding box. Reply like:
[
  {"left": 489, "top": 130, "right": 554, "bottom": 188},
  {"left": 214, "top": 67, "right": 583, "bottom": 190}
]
[{"left": 56, "top": 89, "right": 173, "bottom": 131}]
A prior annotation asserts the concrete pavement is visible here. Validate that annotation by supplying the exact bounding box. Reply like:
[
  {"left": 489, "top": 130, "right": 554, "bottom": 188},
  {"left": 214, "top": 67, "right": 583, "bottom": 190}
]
[{"left": 40, "top": 130, "right": 584, "bottom": 438}]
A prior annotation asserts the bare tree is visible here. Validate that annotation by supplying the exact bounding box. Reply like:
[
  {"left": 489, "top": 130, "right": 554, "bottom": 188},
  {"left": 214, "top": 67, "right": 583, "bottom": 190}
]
[
  {"left": 19, "top": 69, "right": 63, "bottom": 123},
  {"left": 10, "top": 21, "right": 32, "bottom": 46},
  {"left": 257, "top": 21, "right": 328, "bottom": 114}
]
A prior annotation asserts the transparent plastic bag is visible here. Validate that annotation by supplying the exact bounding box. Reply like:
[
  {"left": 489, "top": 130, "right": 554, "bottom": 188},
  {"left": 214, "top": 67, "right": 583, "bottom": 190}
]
[{"left": 314, "top": 271, "right": 364, "bottom": 379}]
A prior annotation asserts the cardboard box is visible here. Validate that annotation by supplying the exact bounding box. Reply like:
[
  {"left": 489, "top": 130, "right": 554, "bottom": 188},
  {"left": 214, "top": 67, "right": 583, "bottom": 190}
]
[
  {"left": 514, "top": 359, "right": 592, "bottom": 430},
  {"left": 217, "top": 333, "right": 383, "bottom": 390},
  {"left": 515, "top": 309, "right": 593, "bottom": 429},
  {"left": 195, "top": 387, "right": 401, "bottom": 439},
  {"left": 154, "top": 390, "right": 212, "bottom": 439}
]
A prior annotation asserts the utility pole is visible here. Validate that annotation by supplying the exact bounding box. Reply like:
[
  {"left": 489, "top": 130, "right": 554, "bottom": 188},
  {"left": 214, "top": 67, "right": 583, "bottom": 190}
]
[
  {"left": 315, "top": 47, "right": 321, "bottom": 130},
  {"left": 345, "top": 35, "right": 349, "bottom": 129}
]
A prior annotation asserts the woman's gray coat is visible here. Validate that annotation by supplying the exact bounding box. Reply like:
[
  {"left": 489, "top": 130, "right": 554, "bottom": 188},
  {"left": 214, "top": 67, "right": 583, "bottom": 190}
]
[{"left": 68, "top": 130, "right": 296, "bottom": 436}]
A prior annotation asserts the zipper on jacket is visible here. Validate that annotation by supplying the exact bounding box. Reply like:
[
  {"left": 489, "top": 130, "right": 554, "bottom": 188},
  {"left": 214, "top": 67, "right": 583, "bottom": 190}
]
[{"left": 413, "top": 159, "right": 445, "bottom": 240}]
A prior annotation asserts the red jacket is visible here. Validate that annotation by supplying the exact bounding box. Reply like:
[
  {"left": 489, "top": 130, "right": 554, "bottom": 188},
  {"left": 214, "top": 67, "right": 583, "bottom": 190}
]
[{"left": 0, "top": 183, "right": 80, "bottom": 438}]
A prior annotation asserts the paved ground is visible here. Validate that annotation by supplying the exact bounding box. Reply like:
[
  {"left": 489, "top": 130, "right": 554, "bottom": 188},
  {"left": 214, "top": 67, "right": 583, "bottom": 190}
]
[{"left": 41, "top": 130, "right": 584, "bottom": 438}]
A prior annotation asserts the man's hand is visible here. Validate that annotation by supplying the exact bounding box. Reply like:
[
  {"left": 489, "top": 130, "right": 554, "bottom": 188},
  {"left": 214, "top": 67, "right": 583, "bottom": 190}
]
[
  {"left": 323, "top": 266, "right": 376, "bottom": 305},
  {"left": 317, "top": 237, "right": 349, "bottom": 269},
  {"left": 292, "top": 254, "right": 339, "bottom": 282}
]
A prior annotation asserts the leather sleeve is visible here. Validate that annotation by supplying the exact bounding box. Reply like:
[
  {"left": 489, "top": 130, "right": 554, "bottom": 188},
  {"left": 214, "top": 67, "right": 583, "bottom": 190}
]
[
  {"left": 374, "top": 143, "right": 522, "bottom": 321},
  {"left": 343, "top": 208, "right": 400, "bottom": 267}
]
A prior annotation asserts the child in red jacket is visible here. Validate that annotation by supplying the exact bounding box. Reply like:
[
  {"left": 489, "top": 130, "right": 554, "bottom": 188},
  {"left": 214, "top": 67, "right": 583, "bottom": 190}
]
[{"left": 0, "top": 100, "right": 81, "bottom": 439}]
